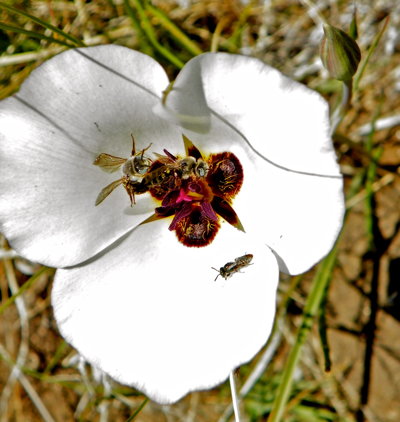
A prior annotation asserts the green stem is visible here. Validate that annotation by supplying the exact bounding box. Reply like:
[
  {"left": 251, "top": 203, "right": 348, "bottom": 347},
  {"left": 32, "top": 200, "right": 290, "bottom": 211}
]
[
  {"left": 330, "top": 80, "right": 352, "bottom": 136},
  {"left": 268, "top": 246, "right": 338, "bottom": 422},
  {"left": 353, "top": 16, "right": 389, "bottom": 92}
]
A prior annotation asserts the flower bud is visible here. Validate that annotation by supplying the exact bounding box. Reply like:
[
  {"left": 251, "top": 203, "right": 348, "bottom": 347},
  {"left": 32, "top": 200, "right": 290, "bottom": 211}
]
[{"left": 320, "top": 24, "right": 361, "bottom": 82}]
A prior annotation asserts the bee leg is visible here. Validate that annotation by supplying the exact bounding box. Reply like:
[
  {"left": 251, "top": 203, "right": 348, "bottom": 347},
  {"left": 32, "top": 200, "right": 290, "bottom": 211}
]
[
  {"left": 127, "top": 189, "right": 136, "bottom": 206},
  {"left": 123, "top": 178, "right": 137, "bottom": 206}
]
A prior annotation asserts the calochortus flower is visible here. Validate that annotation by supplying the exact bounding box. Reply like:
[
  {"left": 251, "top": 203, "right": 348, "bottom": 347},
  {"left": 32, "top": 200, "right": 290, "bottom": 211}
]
[{"left": 0, "top": 46, "right": 344, "bottom": 404}]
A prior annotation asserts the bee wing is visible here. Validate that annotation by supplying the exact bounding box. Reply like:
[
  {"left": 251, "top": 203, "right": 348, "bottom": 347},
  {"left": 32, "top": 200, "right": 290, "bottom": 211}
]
[
  {"left": 152, "top": 152, "right": 175, "bottom": 165},
  {"left": 95, "top": 178, "right": 123, "bottom": 205},
  {"left": 93, "top": 153, "right": 127, "bottom": 173}
]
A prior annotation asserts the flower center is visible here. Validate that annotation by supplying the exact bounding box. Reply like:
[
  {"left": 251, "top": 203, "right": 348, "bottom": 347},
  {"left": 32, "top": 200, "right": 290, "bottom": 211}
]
[{"left": 94, "top": 135, "right": 244, "bottom": 247}]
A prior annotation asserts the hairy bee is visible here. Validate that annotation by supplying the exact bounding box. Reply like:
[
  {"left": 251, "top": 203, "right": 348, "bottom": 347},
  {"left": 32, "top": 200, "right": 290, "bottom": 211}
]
[
  {"left": 194, "top": 158, "right": 209, "bottom": 178},
  {"left": 140, "top": 160, "right": 188, "bottom": 188},
  {"left": 93, "top": 135, "right": 152, "bottom": 206},
  {"left": 142, "top": 149, "right": 209, "bottom": 189},
  {"left": 212, "top": 254, "right": 253, "bottom": 281}
]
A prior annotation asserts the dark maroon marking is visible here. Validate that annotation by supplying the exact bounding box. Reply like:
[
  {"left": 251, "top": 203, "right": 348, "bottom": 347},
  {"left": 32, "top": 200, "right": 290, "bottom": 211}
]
[
  {"left": 175, "top": 206, "right": 220, "bottom": 247},
  {"left": 206, "top": 152, "right": 243, "bottom": 200}
]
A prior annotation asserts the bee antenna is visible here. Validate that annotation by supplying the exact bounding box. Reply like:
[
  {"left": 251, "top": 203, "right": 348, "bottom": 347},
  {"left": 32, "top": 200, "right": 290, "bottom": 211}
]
[
  {"left": 211, "top": 267, "right": 220, "bottom": 281},
  {"left": 141, "top": 142, "right": 153, "bottom": 159},
  {"left": 163, "top": 149, "right": 177, "bottom": 161},
  {"left": 130, "top": 134, "right": 136, "bottom": 155}
]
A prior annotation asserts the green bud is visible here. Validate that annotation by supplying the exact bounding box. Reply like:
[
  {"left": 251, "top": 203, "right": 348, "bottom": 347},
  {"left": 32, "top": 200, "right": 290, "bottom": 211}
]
[
  {"left": 349, "top": 8, "right": 358, "bottom": 40},
  {"left": 320, "top": 24, "right": 361, "bottom": 82}
]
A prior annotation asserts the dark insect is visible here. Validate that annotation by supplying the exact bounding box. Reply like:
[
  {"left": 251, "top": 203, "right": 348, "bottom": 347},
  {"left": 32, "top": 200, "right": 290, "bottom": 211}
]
[{"left": 212, "top": 254, "right": 253, "bottom": 281}]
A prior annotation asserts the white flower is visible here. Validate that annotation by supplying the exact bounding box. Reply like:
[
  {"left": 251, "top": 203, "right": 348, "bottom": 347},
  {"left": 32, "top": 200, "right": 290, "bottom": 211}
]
[{"left": 0, "top": 45, "right": 344, "bottom": 404}]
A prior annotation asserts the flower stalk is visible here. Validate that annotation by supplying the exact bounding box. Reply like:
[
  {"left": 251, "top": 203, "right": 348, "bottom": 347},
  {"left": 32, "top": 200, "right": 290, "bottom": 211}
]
[{"left": 268, "top": 244, "right": 339, "bottom": 422}]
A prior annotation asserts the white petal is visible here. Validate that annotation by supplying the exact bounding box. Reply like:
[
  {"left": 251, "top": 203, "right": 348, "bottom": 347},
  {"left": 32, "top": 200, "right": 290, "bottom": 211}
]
[
  {"left": 52, "top": 220, "right": 279, "bottom": 404},
  {"left": 158, "top": 53, "right": 344, "bottom": 273},
  {"left": 0, "top": 45, "right": 184, "bottom": 267},
  {"left": 160, "top": 52, "right": 341, "bottom": 177},
  {"left": 154, "top": 63, "right": 211, "bottom": 133},
  {"left": 238, "top": 155, "right": 345, "bottom": 274},
  {"left": 178, "top": 115, "right": 344, "bottom": 275}
]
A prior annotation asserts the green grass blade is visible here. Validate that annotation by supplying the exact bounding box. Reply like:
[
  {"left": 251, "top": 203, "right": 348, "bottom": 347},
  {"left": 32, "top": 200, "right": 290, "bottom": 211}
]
[
  {"left": 0, "top": 22, "right": 78, "bottom": 48},
  {"left": 268, "top": 246, "right": 338, "bottom": 422},
  {"left": 145, "top": 3, "right": 203, "bottom": 56},
  {"left": 125, "top": 0, "right": 184, "bottom": 69},
  {"left": 125, "top": 398, "right": 149, "bottom": 421},
  {"left": 318, "top": 291, "right": 332, "bottom": 372},
  {"left": 0, "top": 2, "right": 85, "bottom": 47},
  {"left": 0, "top": 266, "right": 51, "bottom": 315},
  {"left": 123, "top": 0, "right": 155, "bottom": 56},
  {"left": 44, "top": 341, "right": 69, "bottom": 374},
  {"left": 353, "top": 16, "right": 389, "bottom": 92}
]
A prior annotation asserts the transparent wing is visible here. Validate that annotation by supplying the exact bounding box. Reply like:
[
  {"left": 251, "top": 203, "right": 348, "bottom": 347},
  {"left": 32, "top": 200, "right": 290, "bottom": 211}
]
[
  {"left": 152, "top": 152, "right": 176, "bottom": 165},
  {"left": 95, "top": 178, "right": 123, "bottom": 205},
  {"left": 93, "top": 153, "right": 127, "bottom": 173}
]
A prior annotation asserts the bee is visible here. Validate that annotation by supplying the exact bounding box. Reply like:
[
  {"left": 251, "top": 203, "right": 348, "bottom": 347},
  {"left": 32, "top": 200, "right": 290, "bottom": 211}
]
[
  {"left": 141, "top": 158, "right": 187, "bottom": 189},
  {"left": 142, "top": 149, "right": 209, "bottom": 189},
  {"left": 140, "top": 151, "right": 190, "bottom": 188},
  {"left": 212, "top": 254, "right": 253, "bottom": 281},
  {"left": 93, "top": 135, "right": 152, "bottom": 206}
]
